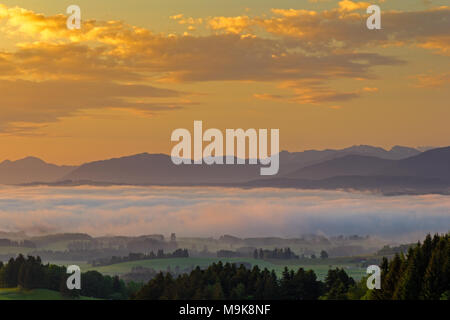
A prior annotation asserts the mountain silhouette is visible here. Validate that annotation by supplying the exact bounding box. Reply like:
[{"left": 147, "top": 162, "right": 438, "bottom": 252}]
[
  {"left": 278, "top": 145, "right": 420, "bottom": 175},
  {"left": 245, "top": 147, "right": 450, "bottom": 194},
  {"left": 0, "top": 157, "right": 75, "bottom": 184},
  {"left": 374, "top": 146, "right": 450, "bottom": 180},
  {"left": 2, "top": 145, "right": 449, "bottom": 194},
  {"left": 284, "top": 147, "right": 450, "bottom": 181},
  {"left": 287, "top": 155, "right": 395, "bottom": 180},
  {"left": 63, "top": 153, "right": 262, "bottom": 184},
  {"left": 63, "top": 145, "right": 423, "bottom": 185}
]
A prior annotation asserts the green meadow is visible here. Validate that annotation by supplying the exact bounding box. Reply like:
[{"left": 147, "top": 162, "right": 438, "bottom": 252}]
[
  {"left": 86, "top": 257, "right": 367, "bottom": 281},
  {"left": 0, "top": 288, "right": 98, "bottom": 300}
]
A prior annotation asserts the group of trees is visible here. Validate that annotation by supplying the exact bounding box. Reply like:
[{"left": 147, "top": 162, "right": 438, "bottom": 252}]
[
  {"left": 370, "top": 233, "right": 449, "bottom": 300},
  {"left": 249, "top": 248, "right": 329, "bottom": 260},
  {"left": 216, "top": 250, "right": 243, "bottom": 258},
  {"left": 131, "top": 262, "right": 370, "bottom": 300},
  {"left": 376, "top": 243, "right": 413, "bottom": 256},
  {"left": 134, "top": 262, "right": 323, "bottom": 300},
  {"left": 0, "top": 255, "right": 365, "bottom": 300},
  {"left": 0, "top": 255, "right": 56, "bottom": 290},
  {"left": 0, "top": 254, "right": 138, "bottom": 299},
  {"left": 133, "top": 261, "right": 357, "bottom": 300},
  {"left": 134, "top": 233, "right": 449, "bottom": 300},
  {"left": 122, "top": 265, "right": 197, "bottom": 283},
  {"left": 321, "top": 268, "right": 356, "bottom": 299},
  {"left": 253, "top": 248, "right": 299, "bottom": 260},
  {"left": 126, "top": 238, "right": 176, "bottom": 253},
  {"left": 91, "top": 249, "right": 189, "bottom": 266},
  {"left": 0, "top": 233, "right": 447, "bottom": 300}
]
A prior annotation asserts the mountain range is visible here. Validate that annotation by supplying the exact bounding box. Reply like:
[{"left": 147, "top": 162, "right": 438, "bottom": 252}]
[
  {"left": 2, "top": 145, "right": 449, "bottom": 194},
  {"left": 246, "top": 147, "right": 450, "bottom": 194},
  {"left": 0, "top": 157, "right": 75, "bottom": 185}
]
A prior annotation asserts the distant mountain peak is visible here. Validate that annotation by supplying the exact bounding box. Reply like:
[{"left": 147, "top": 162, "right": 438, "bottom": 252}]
[
  {"left": 3, "top": 145, "right": 446, "bottom": 190},
  {"left": 344, "top": 144, "right": 385, "bottom": 151},
  {"left": 17, "top": 156, "right": 46, "bottom": 163},
  {"left": 391, "top": 145, "right": 413, "bottom": 150},
  {"left": 0, "top": 156, "right": 46, "bottom": 166},
  {"left": 0, "top": 156, "right": 76, "bottom": 185},
  {"left": 416, "top": 146, "right": 436, "bottom": 152}
]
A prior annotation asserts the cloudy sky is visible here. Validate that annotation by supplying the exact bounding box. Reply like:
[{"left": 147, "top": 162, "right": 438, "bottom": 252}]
[{"left": 0, "top": 0, "right": 449, "bottom": 164}]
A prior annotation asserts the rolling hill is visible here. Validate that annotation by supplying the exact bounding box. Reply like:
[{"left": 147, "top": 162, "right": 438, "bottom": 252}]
[{"left": 0, "top": 157, "right": 76, "bottom": 184}]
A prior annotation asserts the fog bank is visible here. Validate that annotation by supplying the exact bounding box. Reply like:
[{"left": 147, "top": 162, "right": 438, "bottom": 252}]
[{"left": 0, "top": 186, "right": 448, "bottom": 242}]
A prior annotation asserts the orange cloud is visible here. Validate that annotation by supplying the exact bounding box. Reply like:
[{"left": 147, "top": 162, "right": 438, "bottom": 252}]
[
  {"left": 0, "top": 2, "right": 447, "bottom": 134},
  {"left": 255, "top": 82, "right": 380, "bottom": 105},
  {"left": 363, "top": 87, "right": 379, "bottom": 92},
  {"left": 253, "top": 6, "right": 450, "bottom": 54},
  {"left": 208, "top": 16, "right": 252, "bottom": 34},
  {"left": 170, "top": 13, "right": 203, "bottom": 32},
  {"left": 338, "top": 0, "right": 372, "bottom": 12},
  {"left": 253, "top": 93, "right": 285, "bottom": 101},
  {"left": 412, "top": 72, "right": 450, "bottom": 88}
]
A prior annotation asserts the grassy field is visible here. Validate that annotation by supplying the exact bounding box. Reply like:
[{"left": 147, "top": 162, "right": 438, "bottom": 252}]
[
  {"left": 0, "top": 287, "right": 98, "bottom": 300},
  {"left": 274, "top": 263, "right": 365, "bottom": 280},
  {"left": 3, "top": 255, "right": 370, "bottom": 282},
  {"left": 42, "top": 260, "right": 91, "bottom": 270},
  {"left": 267, "top": 256, "right": 376, "bottom": 279},
  {"left": 86, "top": 257, "right": 366, "bottom": 280},
  {"left": 87, "top": 257, "right": 271, "bottom": 275}
]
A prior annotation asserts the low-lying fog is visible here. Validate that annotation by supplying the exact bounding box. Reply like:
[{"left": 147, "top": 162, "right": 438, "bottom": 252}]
[{"left": 0, "top": 186, "right": 448, "bottom": 243}]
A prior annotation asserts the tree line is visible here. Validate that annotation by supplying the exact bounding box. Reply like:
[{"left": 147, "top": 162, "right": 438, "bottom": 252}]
[
  {"left": 0, "top": 233, "right": 447, "bottom": 300},
  {"left": 252, "top": 247, "right": 299, "bottom": 260},
  {"left": 91, "top": 248, "right": 189, "bottom": 266},
  {"left": 0, "top": 254, "right": 139, "bottom": 299},
  {"left": 134, "top": 233, "right": 449, "bottom": 300},
  {"left": 132, "top": 261, "right": 361, "bottom": 300},
  {"left": 369, "top": 233, "right": 449, "bottom": 300}
]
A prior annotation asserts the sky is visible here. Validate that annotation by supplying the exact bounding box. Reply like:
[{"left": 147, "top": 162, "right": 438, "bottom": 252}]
[
  {"left": 0, "top": 0, "right": 449, "bottom": 165},
  {"left": 1, "top": 185, "right": 449, "bottom": 240}
]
